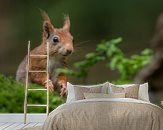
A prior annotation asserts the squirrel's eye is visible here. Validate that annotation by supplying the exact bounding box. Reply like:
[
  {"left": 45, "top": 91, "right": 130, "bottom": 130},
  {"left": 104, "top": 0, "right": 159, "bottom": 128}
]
[{"left": 53, "top": 37, "right": 59, "bottom": 43}]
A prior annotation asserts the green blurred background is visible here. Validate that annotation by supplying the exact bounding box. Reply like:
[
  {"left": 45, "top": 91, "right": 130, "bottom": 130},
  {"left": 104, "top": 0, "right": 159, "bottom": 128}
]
[
  {"left": 0, "top": 0, "right": 163, "bottom": 112},
  {"left": 1, "top": 0, "right": 163, "bottom": 81}
]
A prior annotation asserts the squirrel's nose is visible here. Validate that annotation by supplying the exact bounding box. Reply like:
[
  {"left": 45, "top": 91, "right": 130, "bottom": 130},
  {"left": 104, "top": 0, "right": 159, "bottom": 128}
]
[{"left": 66, "top": 50, "right": 72, "bottom": 55}]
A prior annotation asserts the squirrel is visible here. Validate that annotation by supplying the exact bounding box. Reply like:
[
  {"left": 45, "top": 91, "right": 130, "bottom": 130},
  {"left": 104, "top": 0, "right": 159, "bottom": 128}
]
[{"left": 16, "top": 11, "right": 74, "bottom": 96}]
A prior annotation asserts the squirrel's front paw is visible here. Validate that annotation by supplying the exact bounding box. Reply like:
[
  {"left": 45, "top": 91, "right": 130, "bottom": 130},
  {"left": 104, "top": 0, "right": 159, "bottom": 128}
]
[
  {"left": 44, "top": 80, "right": 54, "bottom": 92},
  {"left": 58, "top": 82, "right": 67, "bottom": 97},
  {"left": 60, "top": 87, "right": 67, "bottom": 97}
]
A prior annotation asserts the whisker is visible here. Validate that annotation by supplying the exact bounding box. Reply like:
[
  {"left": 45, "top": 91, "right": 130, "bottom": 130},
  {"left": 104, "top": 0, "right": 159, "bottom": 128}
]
[
  {"left": 73, "top": 39, "right": 98, "bottom": 54},
  {"left": 75, "top": 40, "right": 96, "bottom": 47}
]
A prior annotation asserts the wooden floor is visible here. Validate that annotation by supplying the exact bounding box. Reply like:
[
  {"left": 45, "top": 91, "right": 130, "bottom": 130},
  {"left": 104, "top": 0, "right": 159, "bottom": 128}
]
[
  {"left": 0, "top": 122, "right": 43, "bottom": 130},
  {"left": 0, "top": 113, "right": 46, "bottom": 130}
]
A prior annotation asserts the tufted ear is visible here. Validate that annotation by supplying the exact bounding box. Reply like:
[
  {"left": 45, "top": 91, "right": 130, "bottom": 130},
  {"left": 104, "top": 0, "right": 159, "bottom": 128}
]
[
  {"left": 63, "top": 15, "right": 70, "bottom": 31},
  {"left": 41, "top": 10, "right": 51, "bottom": 22},
  {"left": 41, "top": 10, "right": 54, "bottom": 39}
]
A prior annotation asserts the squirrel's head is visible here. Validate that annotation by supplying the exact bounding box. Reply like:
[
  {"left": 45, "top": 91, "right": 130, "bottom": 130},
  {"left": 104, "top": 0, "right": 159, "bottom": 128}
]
[{"left": 41, "top": 11, "right": 74, "bottom": 57}]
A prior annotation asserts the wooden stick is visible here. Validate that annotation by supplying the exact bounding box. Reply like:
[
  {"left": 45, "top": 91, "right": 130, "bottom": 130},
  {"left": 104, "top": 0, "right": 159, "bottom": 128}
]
[
  {"left": 46, "top": 42, "right": 50, "bottom": 116},
  {"left": 24, "top": 41, "right": 30, "bottom": 124}
]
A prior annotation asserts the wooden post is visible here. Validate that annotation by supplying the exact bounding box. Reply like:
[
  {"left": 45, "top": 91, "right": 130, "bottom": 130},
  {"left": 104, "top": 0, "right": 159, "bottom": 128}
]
[
  {"left": 24, "top": 41, "right": 30, "bottom": 124},
  {"left": 46, "top": 42, "right": 50, "bottom": 115}
]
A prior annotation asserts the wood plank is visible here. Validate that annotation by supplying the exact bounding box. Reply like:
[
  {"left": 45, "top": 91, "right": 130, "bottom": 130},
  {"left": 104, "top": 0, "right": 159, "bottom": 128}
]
[
  {"left": 14, "top": 123, "right": 30, "bottom": 130},
  {"left": 0, "top": 114, "right": 47, "bottom": 123},
  {"left": 0, "top": 122, "right": 43, "bottom": 130},
  {"left": 3, "top": 123, "right": 21, "bottom": 130},
  {"left": 0, "top": 122, "right": 14, "bottom": 129},
  {"left": 0, "top": 123, "right": 6, "bottom": 127},
  {"left": 34, "top": 122, "right": 43, "bottom": 127},
  {"left": 22, "top": 122, "right": 38, "bottom": 129}
]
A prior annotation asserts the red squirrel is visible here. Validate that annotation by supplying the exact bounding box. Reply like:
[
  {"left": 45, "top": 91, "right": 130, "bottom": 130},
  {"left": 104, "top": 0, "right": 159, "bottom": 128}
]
[{"left": 16, "top": 11, "right": 74, "bottom": 96}]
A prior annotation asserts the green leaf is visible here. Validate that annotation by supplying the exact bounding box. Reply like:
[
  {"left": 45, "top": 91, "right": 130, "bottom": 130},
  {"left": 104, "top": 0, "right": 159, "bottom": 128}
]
[
  {"left": 85, "top": 52, "right": 96, "bottom": 59},
  {"left": 109, "top": 37, "right": 123, "bottom": 45},
  {"left": 141, "top": 49, "right": 153, "bottom": 55}
]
